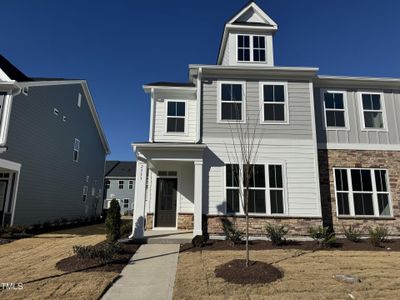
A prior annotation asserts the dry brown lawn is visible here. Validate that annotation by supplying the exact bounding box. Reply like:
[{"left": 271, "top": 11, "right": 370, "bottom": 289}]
[
  {"left": 0, "top": 224, "right": 118, "bottom": 300},
  {"left": 174, "top": 248, "right": 400, "bottom": 299}
]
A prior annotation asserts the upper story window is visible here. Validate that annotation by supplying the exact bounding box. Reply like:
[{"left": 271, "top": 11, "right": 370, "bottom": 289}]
[
  {"left": 119, "top": 180, "right": 124, "bottom": 189},
  {"left": 237, "top": 35, "right": 266, "bottom": 62},
  {"left": 323, "top": 91, "right": 347, "bottom": 129},
  {"left": 105, "top": 180, "right": 110, "bottom": 189},
  {"left": 219, "top": 82, "right": 245, "bottom": 122},
  {"left": 334, "top": 168, "right": 391, "bottom": 217},
  {"left": 129, "top": 180, "right": 134, "bottom": 189},
  {"left": 359, "top": 92, "right": 386, "bottom": 130},
  {"left": 166, "top": 100, "right": 185, "bottom": 133},
  {"left": 73, "top": 138, "right": 80, "bottom": 162},
  {"left": 261, "top": 82, "right": 287, "bottom": 123}
]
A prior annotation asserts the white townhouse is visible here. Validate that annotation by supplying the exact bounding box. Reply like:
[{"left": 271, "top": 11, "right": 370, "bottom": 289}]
[{"left": 132, "top": 2, "right": 400, "bottom": 238}]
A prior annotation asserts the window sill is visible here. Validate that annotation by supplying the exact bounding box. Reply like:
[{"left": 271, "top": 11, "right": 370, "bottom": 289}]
[{"left": 337, "top": 216, "right": 395, "bottom": 220}]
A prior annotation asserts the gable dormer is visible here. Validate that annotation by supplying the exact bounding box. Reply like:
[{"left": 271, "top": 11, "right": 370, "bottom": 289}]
[{"left": 217, "top": 2, "right": 278, "bottom": 67}]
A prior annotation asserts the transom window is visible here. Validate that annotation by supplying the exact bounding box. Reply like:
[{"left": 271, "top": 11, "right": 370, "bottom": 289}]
[
  {"left": 360, "top": 93, "right": 385, "bottom": 129},
  {"left": 225, "top": 163, "right": 285, "bottom": 215},
  {"left": 119, "top": 180, "right": 124, "bottom": 189},
  {"left": 166, "top": 101, "right": 185, "bottom": 133},
  {"left": 219, "top": 83, "right": 244, "bottom": 121},
  {"left": 323, "top": 91, "right": 347, "bottom": 128},
  {"left": 261, "top": 83, "right": 287, "bottom": 122},
  {"left": 334, "top": 168, "right": 391, "bottom": 217},
  {"left": 237, "top": 35, "right": 266, "bottom": 62}
]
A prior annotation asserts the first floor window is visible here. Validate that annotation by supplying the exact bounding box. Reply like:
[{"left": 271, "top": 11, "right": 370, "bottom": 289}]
[
  {"left": 244, "top": 164, "right": 266, "bottom": 213},
  {"left": 129, "top": 180, "right": 134, "bottom": 189},
  {"left": 166, "top": 101, "right": 185, "bottom": 133},
  {"left": 119, "top": 180, "right": 124, "bottom": 189},
  {"left": 262, "top": 84, "right": 286, "bottom": 122},
  {"left": 82, "top": 186, "right": 88, "bottom": 202},
  {"left": 220, "top": 83, "right": 243, "bottom": 121},
  {"left": 361, "top": 93, "right": 385, "bottom": 129},
  {"left": 73, "top": 138, "right": 80, "bottom": 162},
  {"left": 123, "top": 199, "right": 129, "bottom": 208},
  {"left": 334, "top": 168, "right": 391, "bottom": 217},
  {"left": 269, "top": 165, "right": 284, "bottom": 214},
  {"left": 105, "top": 180, "right": 110, "bottom": 189},
  {"left": 226, "top": 164, "right": 240, "bottom": 213},
  {"left": 323, "top": 91, "right": 346, "bottom": 128}
]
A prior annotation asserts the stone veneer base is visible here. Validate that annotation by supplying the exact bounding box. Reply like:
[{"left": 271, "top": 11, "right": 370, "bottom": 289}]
[{"left": 145, "top": 213, "right": 194, "bottom": 230}]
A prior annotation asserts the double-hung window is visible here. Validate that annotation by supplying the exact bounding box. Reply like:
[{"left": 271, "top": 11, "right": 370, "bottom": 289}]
[
  {"left": 226, "top": 164, "right": 240, "bottom": 213},
  {"left": 261, "top": 83, "right": 287, "bottom": 122},
  {"left": 245, "top": 165, "right": 266, "bottom": 213},
  {"left": 334, "top": 168, "right": 391, "bottom": 217},
  {"left": 73, "top": 138, "right": 80, "bottom": 162},
  {"left": 129, "top": 180, "right": 134, "bottom": 189},
  {"left": 269, "top": 165, "right": 284, "bottom": 214},
  {"left": 219, "top": 83, "right": 244, "bottom": 121},
  {"left": 105, "top": 180, "right": 110, "bottom": 190},
  {"left": 360, "top": 93, "right": 385, "bottom": 129},
  {"left": 237, "top": 35, "right": 266, "bottom": 62},
  {"left": 166, "top": 101, "right": 185, "bottom": 133},
  {"left": 323, "top": 91, "right": 347, "bottom": 128},
  {"left": 119, "top": 180, "right": 124, "bottom": 189},
  {"left": 82, "top": 186, "right": 88, "bottom": 202},
  {"left": 123, "top": 199, "right": 129, "bottom": 208}
]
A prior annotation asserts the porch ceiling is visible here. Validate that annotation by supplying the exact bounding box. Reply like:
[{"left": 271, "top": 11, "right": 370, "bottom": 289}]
[{"left": 132, "top": 143, "right": 206, "bottom": 162}]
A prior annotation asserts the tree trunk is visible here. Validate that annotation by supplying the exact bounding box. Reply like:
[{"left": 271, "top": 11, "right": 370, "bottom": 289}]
[{"left": 245, "top": 188, "right": 249, "bottom": 267}]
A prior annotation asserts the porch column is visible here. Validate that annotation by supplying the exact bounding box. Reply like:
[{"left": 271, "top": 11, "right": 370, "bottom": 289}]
[
  {"left": 193, "top": 160, "right": 203, "bottom": 236},
  {"left": 131, "top": 158, "right": 148, "bottom": 239}
]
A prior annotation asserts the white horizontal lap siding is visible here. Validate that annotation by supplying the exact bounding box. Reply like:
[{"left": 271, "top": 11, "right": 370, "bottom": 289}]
[
  {"left": 153, "top": 98, "right": 197, "bottom": 143},
  {"left": 204, "top": 139, "right": 320, "bottom": 217}
]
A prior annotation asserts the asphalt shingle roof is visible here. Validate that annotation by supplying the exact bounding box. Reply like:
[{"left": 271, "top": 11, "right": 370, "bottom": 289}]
[{"left": 105, "top": 161, "right": 136, "bottom": 178}]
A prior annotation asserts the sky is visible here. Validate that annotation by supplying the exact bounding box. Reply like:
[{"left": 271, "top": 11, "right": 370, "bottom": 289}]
[{"left": 2, "top": 0, "right": 400, "bottom": 160}]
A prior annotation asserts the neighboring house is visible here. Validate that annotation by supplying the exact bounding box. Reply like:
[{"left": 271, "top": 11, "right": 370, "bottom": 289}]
[
  {"left": 0, "top": 55, "right": 110, "bottom": 227},
  {"left": 132, "top": 2, "right": 400, "bottom": 238},
  {"left": 103, "top": 160, "right": 136, "bottom": 215}
]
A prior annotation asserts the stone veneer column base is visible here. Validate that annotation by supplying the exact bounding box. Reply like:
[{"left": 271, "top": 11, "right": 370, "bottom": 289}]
[
  {"left": 207, "top": 215, "right": 322, "bottom": 236},
  {"left": 145, "top": 213, "right": 194, "bottom": 230},
  {"left": 318, "top": 149, "right": 400, "bottom": 235}
]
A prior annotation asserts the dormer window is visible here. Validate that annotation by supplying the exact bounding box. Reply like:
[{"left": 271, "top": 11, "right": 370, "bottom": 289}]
[
  {"left": 166, "top": 100, "right": 186, "bottom": 133},
  {"left": 237, "top": 35, "right": 266, "bottom": 63}
]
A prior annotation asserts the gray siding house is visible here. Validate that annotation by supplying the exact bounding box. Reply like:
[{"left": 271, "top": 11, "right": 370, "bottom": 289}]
[
  {"left": 0, "top": 55, "right": 110, "bottom": 226},
  {"left": 104, "top": 161, "right": 136, "bottom": 215},
  {"left": 131, "top": 2, "right": 400, "bottom": 238}
]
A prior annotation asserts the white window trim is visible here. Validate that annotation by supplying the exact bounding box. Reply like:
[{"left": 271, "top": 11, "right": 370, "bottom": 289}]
[
  {"left": 217, "top": 81, "right": 246, "bottom": 123},
  {"left": 105, "top": 180, "right": 110, "bottom": 189},
  {"left": 128, "top": 180, "right": 134, "bottom": 189},
  {"left": 118, "top": 180, "right": 124, "bottom": 189},
  {"left": 333, "top": 167, "right": 393, "bottom": 218},
  {"left": 259, "top": 81, "right": 289, "bottom": 124},
  {"left": 321, "top": 89, "right": 350, "bottom": 131},
  {"left": 123, "top": 198, "right": 130, "bottom": 208},
  {"left": 73, "top": 138, "right": 80, "bottom": 162},
  {"left": 82, "top": 185, "right": 88, "bottom": 202},
  {"left": 357, "top": 91, "right": 388, "bottom": 132},
  {"left": 77, "top": 93, "right": 82, "bottom": 108},
  {"left": 223, "top": 162, "right": 288, "bottom": 216},
  {"left": 164, "top": 99, "right": 188, "bottom": 135},
  {"left": 236, "top": 34, "right": 267, "bottom": 63}
]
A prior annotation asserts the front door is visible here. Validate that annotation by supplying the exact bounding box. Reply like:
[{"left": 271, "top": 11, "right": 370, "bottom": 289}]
[
  {"left": 0, "top": 180, "right": 8, "bottom": 226},
  {"left": 155, "top": 178, "right": 177, "bottom": 227}
]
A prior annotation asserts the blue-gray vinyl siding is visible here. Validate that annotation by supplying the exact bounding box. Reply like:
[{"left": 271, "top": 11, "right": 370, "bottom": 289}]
[
  {"left": 0, "top": 83, "right": 106, "bottom": 225},
  {"left": 315, "top": 87, "right": 400, "bottom": 145},
  {"left": 104, "top": 178, "right": 135, "bottom": 214}
]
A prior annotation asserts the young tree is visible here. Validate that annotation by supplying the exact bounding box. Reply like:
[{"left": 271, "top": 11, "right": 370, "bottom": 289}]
[
  {"left": 225, "top": 104, "right": 263, "bottom": 267},
  {"left": 105, "top": 198, "right": 121, "bottom": 243}
]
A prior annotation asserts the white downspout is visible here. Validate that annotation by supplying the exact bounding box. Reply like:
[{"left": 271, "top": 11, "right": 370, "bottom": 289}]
[
  {"left": 196, "top": 67, "right": 202, "bottom": 143},
  {"left": 148, "top": 88, "right": 155, "bottom": 142}
]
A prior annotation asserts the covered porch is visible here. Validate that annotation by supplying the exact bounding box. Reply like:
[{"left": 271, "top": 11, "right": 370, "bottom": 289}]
[
  {"left": 130, "top": 143, "right": 206, "bottom": 239},
  {"left": 0, "top": 158, "right": 21, "bottom": 227}
]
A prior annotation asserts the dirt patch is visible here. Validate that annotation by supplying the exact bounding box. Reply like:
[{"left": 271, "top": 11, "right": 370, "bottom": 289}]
[
  {"left": 56, "top": 242, "right": 139, "bottom": 273},
  {"left": 215, "top": 259, "right": 283, "bottom": 284},
  {"left": 181, "top": 238, "right": 400, "bottom": 252}
]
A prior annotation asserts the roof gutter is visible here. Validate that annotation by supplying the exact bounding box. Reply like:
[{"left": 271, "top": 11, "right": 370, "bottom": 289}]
[{"left": 196, "top": 67, "right": 202, "bottom": 143}]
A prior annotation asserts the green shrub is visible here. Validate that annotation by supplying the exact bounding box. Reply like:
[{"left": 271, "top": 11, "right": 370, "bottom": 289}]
[
  {"left": 221, "top": 219, "right": 243, "bottom": 245},
  {"left": 368, "top": 226, "right": 389, "bottom": 247},
  {"left": 343, "top": 225, "right": 362, "bottom": 243},
  {"left": 309, "top": 226, "right": 336, "bottom": 247},
  {"left": 105, "top": 199, "right": 121, "bottom": 242},
  {"left": 120, "top": 219, "right": 133, "bottom": 237},
  {"left": 265, "top": 223, "right": 288, "bottom": 246},
  {"left": 73, "top": 243, "right": 121, "bottom": 263}
]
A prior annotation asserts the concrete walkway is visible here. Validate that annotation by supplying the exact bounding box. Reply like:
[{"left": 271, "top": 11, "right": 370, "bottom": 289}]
[{"left": 102, "top": 244, "right": 180, "bottom": 300}]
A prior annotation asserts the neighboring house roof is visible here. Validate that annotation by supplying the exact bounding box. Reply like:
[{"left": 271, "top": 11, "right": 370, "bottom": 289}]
[
  {"left": 105, "top": 161, "right": 136, "bottom": 178},
  {"left": 0, "top": 55, "right": 110, "bottom": 154},
  {"left": 144, "top": 82, "right": 195, "bottom": 87}
]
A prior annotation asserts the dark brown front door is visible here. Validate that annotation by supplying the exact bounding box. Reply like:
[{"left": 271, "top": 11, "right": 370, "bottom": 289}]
[{"left": 155, "top": 178, "right": 177, "bottom": 227}]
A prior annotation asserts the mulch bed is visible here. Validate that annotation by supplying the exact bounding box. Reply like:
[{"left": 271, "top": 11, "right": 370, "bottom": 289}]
[
  {"left": 181, "top": 238, "right": 400, "bottom": 252},
  {"left": 215, "top": 259, "right": 283, "bottom": 284},
  {"left": 56, "top": 241, "right": 139, "bottom": 273}
]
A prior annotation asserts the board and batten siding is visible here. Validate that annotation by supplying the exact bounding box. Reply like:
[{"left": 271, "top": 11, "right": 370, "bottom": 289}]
[
  {"left": 201, "top": 78, "right": 321, "bottom": 218},
  {"left": 315, "top": 88, "right": 400, "bottom": 146},
  {"left": 153, "top": 91, "right": 197, "bottom": 143},
  {"left": 0, "top": 83, "right": 106, "bottom": 225}
]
